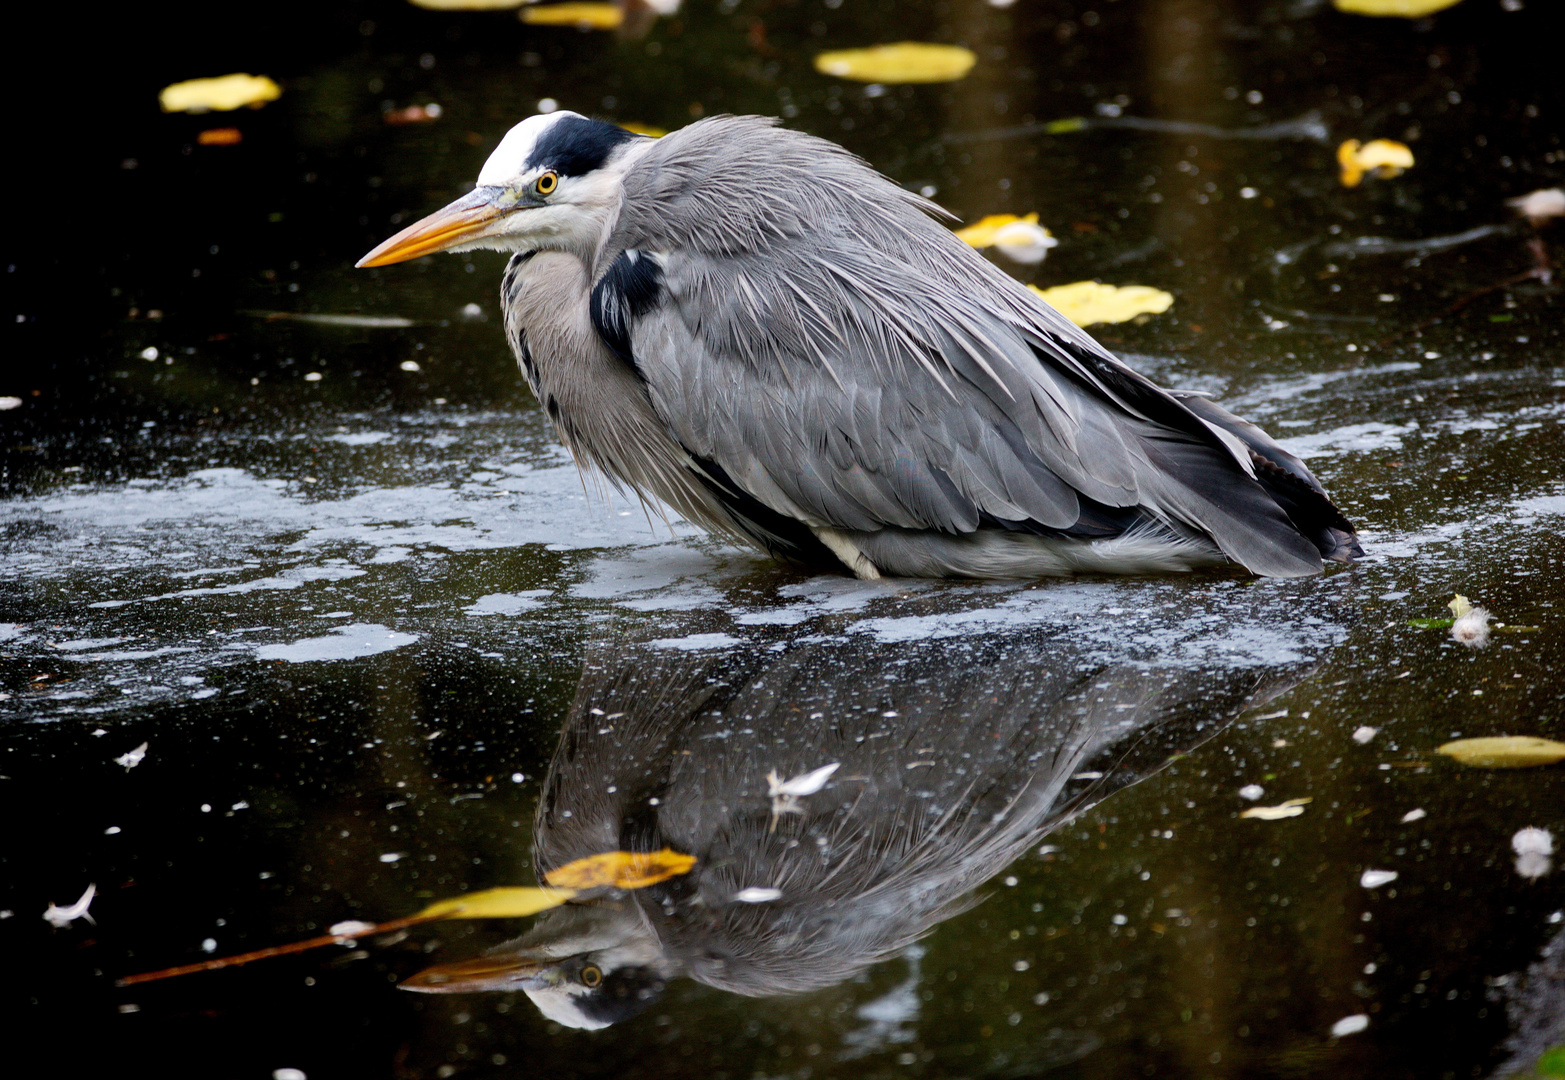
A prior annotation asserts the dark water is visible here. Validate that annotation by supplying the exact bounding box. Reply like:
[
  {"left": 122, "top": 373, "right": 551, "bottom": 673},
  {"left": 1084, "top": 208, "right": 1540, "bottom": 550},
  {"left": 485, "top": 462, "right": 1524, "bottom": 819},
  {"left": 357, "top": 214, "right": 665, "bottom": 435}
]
[{"left": 4, "top": 1, "right": 1564, "bottom": 1076}]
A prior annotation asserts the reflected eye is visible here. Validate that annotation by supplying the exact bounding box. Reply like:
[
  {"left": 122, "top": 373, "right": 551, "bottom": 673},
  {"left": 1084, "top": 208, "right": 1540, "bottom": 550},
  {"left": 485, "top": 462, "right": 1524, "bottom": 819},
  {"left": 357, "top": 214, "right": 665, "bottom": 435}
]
[
  {"left": 535, "top": 171, "right": 559, "bottom": 196},
  {"left": 580, "top": 964, "right": 603, "bottom": 988}
]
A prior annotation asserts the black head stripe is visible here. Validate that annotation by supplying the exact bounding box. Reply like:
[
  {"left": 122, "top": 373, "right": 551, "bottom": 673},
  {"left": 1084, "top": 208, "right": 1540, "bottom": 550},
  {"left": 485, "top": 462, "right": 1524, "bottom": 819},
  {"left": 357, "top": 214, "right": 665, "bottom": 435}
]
[{"left": 526, "top": 115, "right": 645, "bottom": 178}]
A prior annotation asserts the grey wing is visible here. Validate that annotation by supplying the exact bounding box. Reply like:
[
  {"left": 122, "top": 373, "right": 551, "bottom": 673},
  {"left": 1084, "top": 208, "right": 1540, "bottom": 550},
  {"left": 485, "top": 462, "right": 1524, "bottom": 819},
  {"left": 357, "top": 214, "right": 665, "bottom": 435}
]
[{"left": 616, "top": 241, "right": 1323, "bottom": 578}]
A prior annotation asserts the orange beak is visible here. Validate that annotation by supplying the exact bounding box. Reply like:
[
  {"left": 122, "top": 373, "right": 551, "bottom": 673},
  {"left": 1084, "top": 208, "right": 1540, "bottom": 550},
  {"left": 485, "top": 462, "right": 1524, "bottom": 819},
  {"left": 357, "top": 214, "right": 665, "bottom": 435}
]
[
  {"left": 401, "top": 951, "right": 560, "bottom": 994},
  {"left": 356, "top": 187, "right": 527, "bottom": 268}
]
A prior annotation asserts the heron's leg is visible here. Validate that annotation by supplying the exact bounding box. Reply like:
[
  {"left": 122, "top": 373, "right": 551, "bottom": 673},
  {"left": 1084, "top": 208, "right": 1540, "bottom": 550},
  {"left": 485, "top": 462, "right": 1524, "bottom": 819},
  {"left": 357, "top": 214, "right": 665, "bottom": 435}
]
[{"left": 812, "top": 527, "right": 882, "bottom": 580}]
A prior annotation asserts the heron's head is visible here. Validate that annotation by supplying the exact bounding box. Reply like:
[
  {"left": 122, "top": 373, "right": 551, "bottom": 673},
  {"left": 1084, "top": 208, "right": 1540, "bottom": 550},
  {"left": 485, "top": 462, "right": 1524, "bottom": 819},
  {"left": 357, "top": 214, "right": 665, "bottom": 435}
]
[
  {"left": 400, "top": 902, "right": 671, "bottom": 1030},
  {"left": 357, "top": 111, "right": 650, "bottom": 269}
]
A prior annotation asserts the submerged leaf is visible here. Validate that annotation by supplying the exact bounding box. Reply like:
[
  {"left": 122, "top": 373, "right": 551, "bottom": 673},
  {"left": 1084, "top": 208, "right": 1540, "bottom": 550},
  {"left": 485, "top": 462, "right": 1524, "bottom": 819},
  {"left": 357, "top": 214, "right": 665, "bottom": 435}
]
[
  {"left": 521, "top": 2, "right": 623, "bottom": 27},
  {"left": 1338, "top": 138, "right": 1414, "bottom": 188},
  {"left": 1028, "top": 282, "right": 1174, "bottom": 327},
  {"left": 544, "top": 847, "right": 697, "bottom": 890},
  {"left": 1438, "top": 736, "right": 1565, "bottom": 769},
  {"left": 1240, "top": 797, "right": 1312, "bottom": 820},
  {"left": 1332, "top": 0, "right": 1463, "bottom": 15},
  {"left": 814, "top": 43, "right": 977, "bottom": 84},
  {"left": 416, "top": 886, "right": 575, "bottom": 920},
  {"left": 160, "top": 74, "right": 281, "bottom": 114}
]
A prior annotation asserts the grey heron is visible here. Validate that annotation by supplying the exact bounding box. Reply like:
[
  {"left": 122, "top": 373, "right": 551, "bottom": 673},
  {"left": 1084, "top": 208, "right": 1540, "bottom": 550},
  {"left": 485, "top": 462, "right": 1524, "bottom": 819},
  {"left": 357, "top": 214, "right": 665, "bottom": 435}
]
[
  {"left": 398, "top": 615, "right": 1310, "bottom": 1027},
  {"left": 360, "top": 112, "right": 1360, "bottom": 580}
]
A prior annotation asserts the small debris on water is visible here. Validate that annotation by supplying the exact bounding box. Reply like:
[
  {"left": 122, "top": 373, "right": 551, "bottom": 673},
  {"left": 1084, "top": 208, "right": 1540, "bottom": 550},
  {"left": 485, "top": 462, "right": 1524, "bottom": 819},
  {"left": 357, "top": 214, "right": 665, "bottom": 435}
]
[
  {"left": 43, "top": 883, "right": 96, "bottom": 928},
  {"left": 1360, "top": 869, "right": 1398, "bottom": 888},
  {"left": 1240, "top": 798, "right": 1311, "bottom": 820},
  {"left": 1238, "top": 784, "right": 1265, "bottom": 801},
  {"left": 400, "top": 360, "right": 421, "bottom": 372},
  {"left": 1331, "top": 1013, "right": 1370, "bottom": 1037},
  {"left": 1352, "top": 726, "right": 1378, "bottom": 744},
  {"left": 1514, "top": 827, "right": 1554, "bottom": 881},
  {"left": 1401, "top": 808, "right": 1427, "bottom": 823},
  {"left": 114, "top": 741, "right": 148, "bottom": 770},
  {"left": 1507, "top": 187, "right": 1565, "bottom": 225}
]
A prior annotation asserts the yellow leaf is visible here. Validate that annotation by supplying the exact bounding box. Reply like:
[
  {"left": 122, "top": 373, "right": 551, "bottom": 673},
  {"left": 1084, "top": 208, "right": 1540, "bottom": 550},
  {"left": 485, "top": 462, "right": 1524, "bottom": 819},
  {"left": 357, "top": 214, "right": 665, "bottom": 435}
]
[
  {"left": 159, "top": 74, "right": 281, "bottom": 114},
  {"left": 1338, "top": 138, "right": 1414, "bottom": 188},
  {"left": 1240, "top": 797, "right": 1312, "bottom": 820},
  {"left": 814, "top": 43, "right": 977, "bottom": 84},
  {"left": 955, "top": 213, "right": 1039, "bottom": 248},
  {"left": 618, "top": 122, "right": 667, "bottom": 138},
  {"left": 1437, "top": 736, "right": 1565, "bottom": 769},
  {"left": 415, "top": 886, "right": 575, "bottom": 920},
  {"left": 520, "top": 2, "right": 623, "bottom": 27},
  {"left": 1448, "top": 593, "right": 1473, "bottom": 618},
  {"left": 1028, "top": 282, "right": 1174, "bottom": 327},
  {"left": 544, "top": 848, "right": 697, "bottom": 890},
  {"left": 1332, "top": 0, "right": 1464, "bottom": 16}
]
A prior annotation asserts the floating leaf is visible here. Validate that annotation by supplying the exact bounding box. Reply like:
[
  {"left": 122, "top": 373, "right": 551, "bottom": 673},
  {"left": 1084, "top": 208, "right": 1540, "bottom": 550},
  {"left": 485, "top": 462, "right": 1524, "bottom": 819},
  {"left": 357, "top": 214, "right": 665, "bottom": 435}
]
[
  {"left": 1332, "top": 0, "right": 1463, "bottom": 15},
  {"left": 956, "top": 213, "right": 1039, "bottom": 248},
  {"left": 544, "top": 847, "right": 697, "bottom": 890},
  {"left": 159, "top": 74, "right": 281, "bottom": 114},
  {"left": 1408, "top": 617, "right": 1454, "bottom": 629},
  {"left": 1448, "top": 594, "right": 1473, "bottom": 618},
  {"left": 814, "top": 42, "right": 977, "bottom": 84},
  {"left": 1240, "top": 797, "right": 1312, "bottom": 820},
  {"left": 521, "top": 2, "right": 623, "bottom": 27},
  {"left": 415, "top": 886, "right": 575, "bottom": 920},
  {"left": 197, "top": 127, "right": 243, "bottom": 146},
  {"left": 1438, "top": 736, "right": 1565, "bottom": 769},
  {"left": 1338, "top": 138, "right": 1414, "bottom": 188},
  {"left": 1028, "top": 282, "right": 1174, "bottom": 327},
  {"left": 955, "top": 213, "right": 1059, "bottom": 264}
]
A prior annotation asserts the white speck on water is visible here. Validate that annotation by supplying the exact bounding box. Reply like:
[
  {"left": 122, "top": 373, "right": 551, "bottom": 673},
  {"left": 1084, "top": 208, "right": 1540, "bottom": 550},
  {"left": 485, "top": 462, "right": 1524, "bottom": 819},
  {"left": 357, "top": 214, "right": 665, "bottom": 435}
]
[
  {"left": 329, "top": 920, "right": 376, "bottom": 937},
  {"left": 1514, "top": 827, "right": 1554, "bottom": 856},
  {"left": 303, "top": 372, "right": 322, "bottom": 382},
  {"left": 1401, "top": 808, "right": 1426, "bottom": 823},
  {"left": 1239, "top": 784, "right": 1265, "bottom": 800},
  {"left": 1352, "top": 726, "right": 1378, "bottom": 744},
  {"left": 231, "top": 801, "right": 249, "bottom": 811},
  {"left": 0, "top": 396, "right": 22, "bottom": 410},
  {"left": 1239, "top": 186, "right": 1258, "bottom": 199},
  {"left": 1360, "top": 869, "right": 1398, "bottom": 889},
  {"left": 379, "top": 852, "right": 406, "bottom": 863},
  {"left": 43, "top": 884, "right": 96, "bottom": 928},
  {"left": 115, "top": 741, "right": 148, "bottom": 770},
  {"left": 326, "top": 431, "right": 393, "bottom": 445},
  {"left": 139, "top": 347, "right": 159, "bottom": 361},
  {"left": 1111, "top": 914, "right": 1128, "bottom": 925},
  {"left": 511, "top": 772, "right": 525, "bottom": 783},
  {"left": 461, "top": 303, "right": 483, "bottom": 318},
  {"left": 649, "top": 632, "right": 742, "bottom": 651},
  {"left": 273, "top": 1070, "right": 308, "bottom": 1080},
  {"left": 202, "top": 938, "right": 218, "bottom": 953},
  {"left": 769, "top": 762, "right": 840, "bottom": 798},
  {"left": 400, "top": 360, "right": 422, "bottom": 372},
  {"left": 1331, "top": 1014, "right": 1369, "bottom": 1037}
]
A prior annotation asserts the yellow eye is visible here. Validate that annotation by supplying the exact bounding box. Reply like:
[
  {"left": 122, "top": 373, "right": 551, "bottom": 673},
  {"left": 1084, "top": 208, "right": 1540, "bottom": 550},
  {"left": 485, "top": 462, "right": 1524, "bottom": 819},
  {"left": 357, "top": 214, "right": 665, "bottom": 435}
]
[
  {"left": 535, "top": 171, "right": 558, "bottom": 196},
  {"left": 580, "top": 964, "right": 603, "bottom": 988}
]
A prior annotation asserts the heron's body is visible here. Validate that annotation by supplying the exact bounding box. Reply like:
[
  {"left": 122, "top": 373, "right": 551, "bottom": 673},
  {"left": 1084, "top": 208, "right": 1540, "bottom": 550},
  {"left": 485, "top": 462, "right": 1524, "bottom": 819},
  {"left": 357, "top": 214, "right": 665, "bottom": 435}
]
[{"left": 362, "top": 113, "right": 1361, "bottom": 579}]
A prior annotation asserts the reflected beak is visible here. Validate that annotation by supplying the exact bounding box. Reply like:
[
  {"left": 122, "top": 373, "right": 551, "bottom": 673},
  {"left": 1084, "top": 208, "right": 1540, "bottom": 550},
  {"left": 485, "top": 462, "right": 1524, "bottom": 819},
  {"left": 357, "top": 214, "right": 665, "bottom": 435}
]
[
  {"left": 400, "top": 951, "right": 561, "bottom": 994},
  {"left": 356, "top": 186, "right": 530, "bottom": 268}
]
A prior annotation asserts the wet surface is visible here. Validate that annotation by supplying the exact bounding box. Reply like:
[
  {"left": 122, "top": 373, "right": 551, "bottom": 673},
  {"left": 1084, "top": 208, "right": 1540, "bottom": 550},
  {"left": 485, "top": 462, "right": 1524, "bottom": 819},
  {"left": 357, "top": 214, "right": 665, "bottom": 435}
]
[{"left": 5, "top": 0, "right": 1565, "bottom": 1077}]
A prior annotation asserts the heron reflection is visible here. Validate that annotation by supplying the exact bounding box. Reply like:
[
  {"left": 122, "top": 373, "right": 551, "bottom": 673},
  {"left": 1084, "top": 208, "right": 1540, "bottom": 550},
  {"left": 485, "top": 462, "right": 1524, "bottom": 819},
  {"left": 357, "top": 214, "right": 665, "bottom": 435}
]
[{"left": 405, "top": 616, "right": 1309, "bottom": 1028}]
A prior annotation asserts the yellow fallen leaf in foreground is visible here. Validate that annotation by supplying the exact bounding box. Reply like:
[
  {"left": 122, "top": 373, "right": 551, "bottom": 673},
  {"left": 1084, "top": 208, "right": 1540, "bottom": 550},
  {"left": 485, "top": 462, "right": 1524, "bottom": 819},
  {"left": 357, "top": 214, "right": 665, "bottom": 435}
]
[
  {"left": 160, "top": 74, "right": 281, "bottom": 114},
  {"left": 1338, "top": 138, "right": 1414, "bottom": 188},
  {"left": 956, "top": 213, "right": 1041, "bottom": 248},
  {"left": 814, "top": 43, "right": 977, "bottom": 84},
  {"left": 545, "top": 847, "right": 697, "bottom": 890},
  {"left": 1332, "top": 0, "right": 1463, "bottom": 16},
  {"left": 1029, "top": 282, "right": 1174, "bottom": 327},
  {"left": 1438, "top": 736, "right": 1565, "bottom": 769},
  {"left": 521, "top": 2, "right": 622, "bottom": 27},
  {"left": 1240, "top": 797, "right": 1312, "bottom": 820}
]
